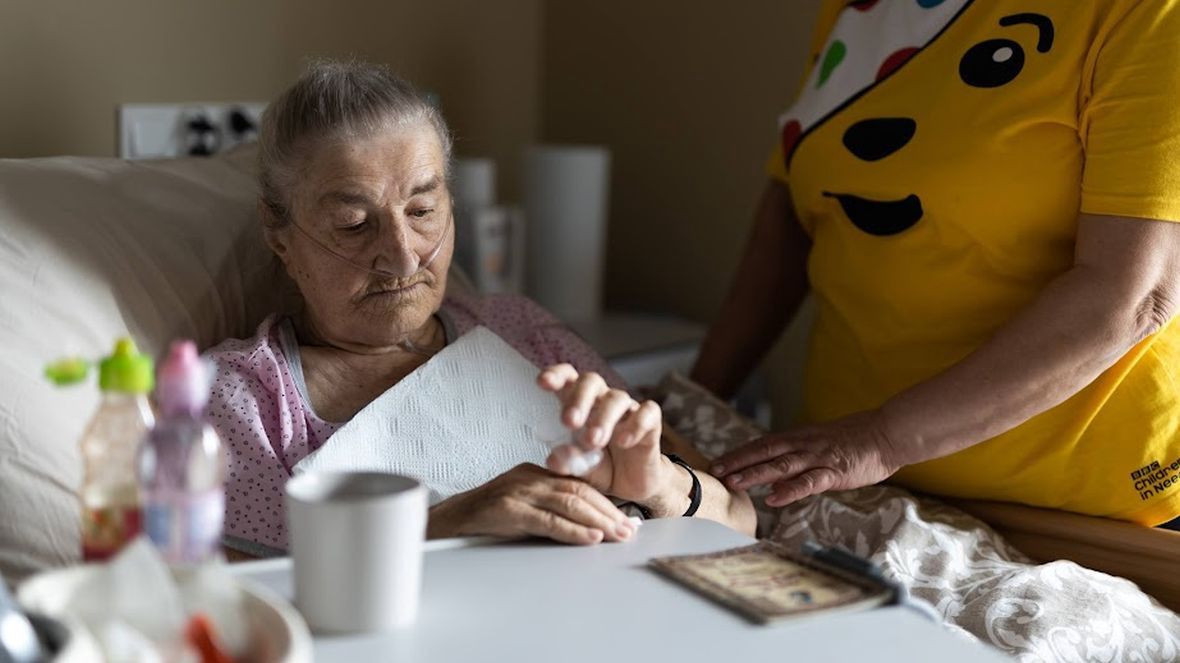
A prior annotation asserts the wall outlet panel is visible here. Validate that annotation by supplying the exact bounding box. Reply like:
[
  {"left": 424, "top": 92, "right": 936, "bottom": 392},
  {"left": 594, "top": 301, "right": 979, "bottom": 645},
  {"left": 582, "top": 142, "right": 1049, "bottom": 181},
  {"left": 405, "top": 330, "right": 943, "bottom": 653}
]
[{"left": 118, "top": 102, "right": 267, "bottom": 159}]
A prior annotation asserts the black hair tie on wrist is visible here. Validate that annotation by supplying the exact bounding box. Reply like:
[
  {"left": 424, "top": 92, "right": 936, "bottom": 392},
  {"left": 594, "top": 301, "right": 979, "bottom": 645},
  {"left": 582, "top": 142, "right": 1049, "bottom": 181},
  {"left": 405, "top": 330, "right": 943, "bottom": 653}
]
[{"left": 664, "top": 452, "right": 702, "bottom": 517}]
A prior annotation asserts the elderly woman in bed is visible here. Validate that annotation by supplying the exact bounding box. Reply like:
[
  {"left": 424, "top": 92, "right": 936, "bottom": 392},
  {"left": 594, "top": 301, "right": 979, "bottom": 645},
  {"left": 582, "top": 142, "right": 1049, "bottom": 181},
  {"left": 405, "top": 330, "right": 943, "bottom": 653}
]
[{"left": 205, "top": 61, "right": 754, "bottom": 556}]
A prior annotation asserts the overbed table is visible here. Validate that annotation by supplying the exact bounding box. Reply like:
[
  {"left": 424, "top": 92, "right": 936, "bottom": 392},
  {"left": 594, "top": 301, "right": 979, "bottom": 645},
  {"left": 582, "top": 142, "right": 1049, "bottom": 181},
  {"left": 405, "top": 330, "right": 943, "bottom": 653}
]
[{"left": 230, "top": 518, "right": 1008, "bottom": 662}]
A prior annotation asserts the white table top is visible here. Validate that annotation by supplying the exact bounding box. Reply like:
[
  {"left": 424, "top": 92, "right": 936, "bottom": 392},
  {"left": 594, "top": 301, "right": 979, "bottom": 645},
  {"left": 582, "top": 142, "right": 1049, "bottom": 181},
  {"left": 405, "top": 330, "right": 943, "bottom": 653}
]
[{"left": 230, "top": 519, "right": 1007, "bottom": 662}]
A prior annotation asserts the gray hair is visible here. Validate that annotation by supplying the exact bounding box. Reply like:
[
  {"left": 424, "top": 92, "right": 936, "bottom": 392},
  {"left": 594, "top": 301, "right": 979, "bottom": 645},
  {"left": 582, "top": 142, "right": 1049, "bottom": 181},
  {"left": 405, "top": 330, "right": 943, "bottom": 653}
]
[{"left": 258, "top": 59, "right": 453, "bottom": 226}]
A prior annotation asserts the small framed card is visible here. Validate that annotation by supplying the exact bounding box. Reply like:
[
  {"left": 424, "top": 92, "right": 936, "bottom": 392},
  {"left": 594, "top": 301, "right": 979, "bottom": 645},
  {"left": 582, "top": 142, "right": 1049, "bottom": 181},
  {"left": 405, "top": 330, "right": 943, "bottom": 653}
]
[{"left": 649, "top": 541, "right": 896, "bottom": 624}]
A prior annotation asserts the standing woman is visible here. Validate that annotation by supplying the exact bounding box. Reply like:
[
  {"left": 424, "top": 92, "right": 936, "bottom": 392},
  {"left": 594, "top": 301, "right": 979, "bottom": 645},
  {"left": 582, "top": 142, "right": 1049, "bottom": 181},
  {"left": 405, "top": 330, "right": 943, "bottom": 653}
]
[{"left": 692, "top": 0, "right": 1180, "bottom": 527}]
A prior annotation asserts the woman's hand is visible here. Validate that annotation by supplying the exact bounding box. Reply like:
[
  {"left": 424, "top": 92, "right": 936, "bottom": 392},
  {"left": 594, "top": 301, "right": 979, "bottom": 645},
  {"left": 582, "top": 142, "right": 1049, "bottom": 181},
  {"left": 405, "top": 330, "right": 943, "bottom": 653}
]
[
  {"left": 537, "top": 364, "right": 686, "bottom": 514},
  {"left": 427, "top": 463, "right": 638, "bottom": 545},
  {"left": 709, "top": 410, "right": 903, "bottom": 507}
]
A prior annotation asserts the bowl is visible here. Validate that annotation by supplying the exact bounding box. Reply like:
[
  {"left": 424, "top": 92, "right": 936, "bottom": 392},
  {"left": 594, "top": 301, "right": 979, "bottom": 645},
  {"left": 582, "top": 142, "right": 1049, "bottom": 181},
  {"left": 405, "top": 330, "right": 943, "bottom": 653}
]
[{"left": 17, "top": 565, "right": 312, "bottom": 663}]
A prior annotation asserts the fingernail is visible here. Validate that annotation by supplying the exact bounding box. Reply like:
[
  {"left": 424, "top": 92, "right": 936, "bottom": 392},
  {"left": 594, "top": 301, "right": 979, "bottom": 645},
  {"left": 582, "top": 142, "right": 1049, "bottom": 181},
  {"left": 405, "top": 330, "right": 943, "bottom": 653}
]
[
  {"left": 628, "top": 516, "right": 643, "bottom": 529},
  {"left": 728, "top": 473, "right": 743, "bottom": 485},
  {"left": 584, "top": 426, "right": 605, "bottom": 447},
  {"left": 615, "top": 523, "right": 633, "bottom": 539},
  {"left": 712, "top": 463, "right": 725, "bottom": 474}
]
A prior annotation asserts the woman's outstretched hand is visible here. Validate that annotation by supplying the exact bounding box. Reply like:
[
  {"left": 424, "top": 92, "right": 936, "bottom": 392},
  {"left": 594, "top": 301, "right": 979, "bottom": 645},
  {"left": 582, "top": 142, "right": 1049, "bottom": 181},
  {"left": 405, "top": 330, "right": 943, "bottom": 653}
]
[
  {"left": 709, "top": 410, "right": 903, "bottom": 507},
  {"left": 537, "top": 364, "right": 679, "bottom": 510}
]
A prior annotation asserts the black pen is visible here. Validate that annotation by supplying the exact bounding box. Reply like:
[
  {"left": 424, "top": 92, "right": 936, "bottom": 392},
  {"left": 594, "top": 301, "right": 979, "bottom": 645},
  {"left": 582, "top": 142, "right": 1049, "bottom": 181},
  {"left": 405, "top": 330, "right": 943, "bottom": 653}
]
[{"left": 801, "top": 541, "right": 889, "bottom": 585}]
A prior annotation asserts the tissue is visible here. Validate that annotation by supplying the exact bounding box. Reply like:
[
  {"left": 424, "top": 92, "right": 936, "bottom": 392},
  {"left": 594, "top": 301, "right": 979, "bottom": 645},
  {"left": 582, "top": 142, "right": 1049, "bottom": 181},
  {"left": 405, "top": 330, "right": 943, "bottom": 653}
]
[{"left": 294, "top": 326, "right": 574, "bottom": 502}]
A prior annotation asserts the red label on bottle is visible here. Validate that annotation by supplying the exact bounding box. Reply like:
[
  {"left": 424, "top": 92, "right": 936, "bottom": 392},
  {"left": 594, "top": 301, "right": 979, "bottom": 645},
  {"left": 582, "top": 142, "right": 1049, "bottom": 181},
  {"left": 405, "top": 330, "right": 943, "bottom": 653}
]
[{"left": 81, "top": 505, "right": 142, "bottom": 561}]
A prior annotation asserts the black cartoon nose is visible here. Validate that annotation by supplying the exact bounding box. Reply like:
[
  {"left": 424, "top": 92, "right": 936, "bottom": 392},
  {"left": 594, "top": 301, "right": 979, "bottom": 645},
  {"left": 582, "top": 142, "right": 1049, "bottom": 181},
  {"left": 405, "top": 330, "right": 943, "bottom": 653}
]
[{"left": 842, "top": 118, "right": 916, "bottom": 161}]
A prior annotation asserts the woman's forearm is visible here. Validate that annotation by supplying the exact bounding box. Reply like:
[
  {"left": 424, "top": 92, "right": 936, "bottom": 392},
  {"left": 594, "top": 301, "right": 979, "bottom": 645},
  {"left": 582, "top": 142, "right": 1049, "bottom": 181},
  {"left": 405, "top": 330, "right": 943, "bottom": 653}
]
[
  {"left": 690, "top": 180, "right": 811, "bottom": 399},
  {"left": 641, "top": 455, "right": 757, "bottom": 535},
  {"left": 882, "top": 215, "right": 1180, "bottom": 466},
  {"left": 643, "top": 430, "right": 757, "bottom": 535},
  {"left": 426, "top": 494, "right": 466, "bottom": 539}
]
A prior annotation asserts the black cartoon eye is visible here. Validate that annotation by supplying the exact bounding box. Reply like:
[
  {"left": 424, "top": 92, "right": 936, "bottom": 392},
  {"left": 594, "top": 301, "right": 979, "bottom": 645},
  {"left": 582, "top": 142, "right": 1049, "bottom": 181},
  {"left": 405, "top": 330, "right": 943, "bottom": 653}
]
[{"left": 959, "top": 38, "right": 1025, "bottom": 88}]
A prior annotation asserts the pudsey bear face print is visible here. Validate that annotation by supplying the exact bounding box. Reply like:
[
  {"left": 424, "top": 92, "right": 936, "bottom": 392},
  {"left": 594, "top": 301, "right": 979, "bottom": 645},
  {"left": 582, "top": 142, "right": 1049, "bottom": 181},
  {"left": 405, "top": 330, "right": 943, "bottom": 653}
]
[{"left": 779, "top": 1, "right": 1055, "bottom": 237}]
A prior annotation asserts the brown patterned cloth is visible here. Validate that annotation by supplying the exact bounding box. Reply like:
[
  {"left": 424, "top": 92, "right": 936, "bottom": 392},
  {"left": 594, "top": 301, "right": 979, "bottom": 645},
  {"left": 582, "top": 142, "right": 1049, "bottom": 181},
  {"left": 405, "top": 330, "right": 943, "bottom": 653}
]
[{"left": 653, "top": 372, "right": 1180, "bottom": 662}]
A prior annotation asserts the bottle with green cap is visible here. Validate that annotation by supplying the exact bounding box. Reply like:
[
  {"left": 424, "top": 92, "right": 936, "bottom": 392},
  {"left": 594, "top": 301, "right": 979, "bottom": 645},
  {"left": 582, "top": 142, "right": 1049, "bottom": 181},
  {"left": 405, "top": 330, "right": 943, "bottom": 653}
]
[{"left": 50, "top": 337, "right": 156, "bottom": 561}]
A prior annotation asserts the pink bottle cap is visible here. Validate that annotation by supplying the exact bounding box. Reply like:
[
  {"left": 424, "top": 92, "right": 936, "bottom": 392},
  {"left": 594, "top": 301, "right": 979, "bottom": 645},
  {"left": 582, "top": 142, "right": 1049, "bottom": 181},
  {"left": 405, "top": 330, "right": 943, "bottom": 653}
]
[{"left": 157, "top": 340, "right": 209, "bottom": 416}]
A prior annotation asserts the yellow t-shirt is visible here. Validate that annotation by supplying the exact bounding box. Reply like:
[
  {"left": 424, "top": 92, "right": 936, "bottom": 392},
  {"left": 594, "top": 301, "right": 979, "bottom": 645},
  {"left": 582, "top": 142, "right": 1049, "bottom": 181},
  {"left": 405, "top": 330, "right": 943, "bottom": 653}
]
[{"left": 768, "top": 0, "right": 1180, "bottom": 524}]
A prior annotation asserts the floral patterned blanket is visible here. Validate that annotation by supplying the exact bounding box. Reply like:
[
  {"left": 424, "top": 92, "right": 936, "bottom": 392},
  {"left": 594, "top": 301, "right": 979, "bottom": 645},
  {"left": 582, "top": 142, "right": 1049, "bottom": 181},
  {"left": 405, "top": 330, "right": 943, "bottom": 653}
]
[{"left": 654, "top": 373, "right": 1180, "bottom": 662}]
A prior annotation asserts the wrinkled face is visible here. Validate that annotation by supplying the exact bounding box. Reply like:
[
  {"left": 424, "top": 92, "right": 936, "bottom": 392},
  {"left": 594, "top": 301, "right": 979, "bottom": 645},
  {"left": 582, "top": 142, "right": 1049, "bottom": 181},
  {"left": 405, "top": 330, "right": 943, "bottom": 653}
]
[{"left": 268, "top": 124, "right": 453, "bottom": 350}]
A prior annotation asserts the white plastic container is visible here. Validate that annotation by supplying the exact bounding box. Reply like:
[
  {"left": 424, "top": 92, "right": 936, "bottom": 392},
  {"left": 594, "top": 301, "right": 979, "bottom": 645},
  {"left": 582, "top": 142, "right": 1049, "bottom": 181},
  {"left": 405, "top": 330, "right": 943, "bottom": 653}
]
[{"left": 522, "top": 145, "right": 611, "bottom": 322}]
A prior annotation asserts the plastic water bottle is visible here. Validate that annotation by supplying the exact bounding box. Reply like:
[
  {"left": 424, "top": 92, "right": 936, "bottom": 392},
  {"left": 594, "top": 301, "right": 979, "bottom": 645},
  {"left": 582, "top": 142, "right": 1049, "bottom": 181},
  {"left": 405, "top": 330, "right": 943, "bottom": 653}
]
[
  {"left": 138, "top": 340, "right": 227, "bottom": 565},
  {"left": 76, "top": 339, "right": 156, "bottom": 561}
]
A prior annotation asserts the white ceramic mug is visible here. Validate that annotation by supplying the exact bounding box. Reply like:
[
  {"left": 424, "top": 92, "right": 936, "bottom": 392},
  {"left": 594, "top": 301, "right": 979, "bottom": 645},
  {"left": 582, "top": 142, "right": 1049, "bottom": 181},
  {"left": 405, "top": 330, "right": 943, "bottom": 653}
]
[{"left": 285, "top": 471, "right": 427, "bottom": 633}]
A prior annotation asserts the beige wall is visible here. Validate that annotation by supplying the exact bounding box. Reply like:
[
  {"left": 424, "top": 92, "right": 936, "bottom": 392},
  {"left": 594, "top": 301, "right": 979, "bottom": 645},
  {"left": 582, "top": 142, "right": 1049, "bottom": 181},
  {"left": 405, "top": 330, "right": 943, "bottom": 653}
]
[
  {"left": 4, "top": 1, "right": 822, "bottom": 423},
  {"left": 0, "top": 0, "right": 541, "bottom": 198},
  {"left": 541, "top": 2, "right": 822, "bottom": 424}
]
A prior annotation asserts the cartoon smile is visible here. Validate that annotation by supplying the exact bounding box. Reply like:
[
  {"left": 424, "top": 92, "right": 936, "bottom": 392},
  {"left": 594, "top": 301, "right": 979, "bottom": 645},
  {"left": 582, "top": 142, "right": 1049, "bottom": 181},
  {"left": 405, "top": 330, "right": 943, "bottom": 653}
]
[
  {"left": 820, "top": 116, "right": 924, "bottom": 236},
  {"left": 822, "top": 191, "right": 924, "bottom": 236}
]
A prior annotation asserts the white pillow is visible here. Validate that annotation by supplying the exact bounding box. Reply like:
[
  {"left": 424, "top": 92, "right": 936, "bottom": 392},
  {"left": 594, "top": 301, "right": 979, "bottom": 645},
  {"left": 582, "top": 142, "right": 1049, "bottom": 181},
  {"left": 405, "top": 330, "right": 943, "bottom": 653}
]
[{"left": 0, "top": 148, "right": 278, "bottom": 580}]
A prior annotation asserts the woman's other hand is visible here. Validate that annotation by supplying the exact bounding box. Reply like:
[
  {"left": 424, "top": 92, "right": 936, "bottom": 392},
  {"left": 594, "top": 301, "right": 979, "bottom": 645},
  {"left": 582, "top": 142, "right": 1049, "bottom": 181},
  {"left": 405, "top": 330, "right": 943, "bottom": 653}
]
[
  {"left": 709, "top": 410, "right": 903, "bottom": 507},
  {"left": 537, "top": 364, "right": 681, "bottom": 511},
  {"left": 427, "top": 464, "right": 637, "bottom": 545}
]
